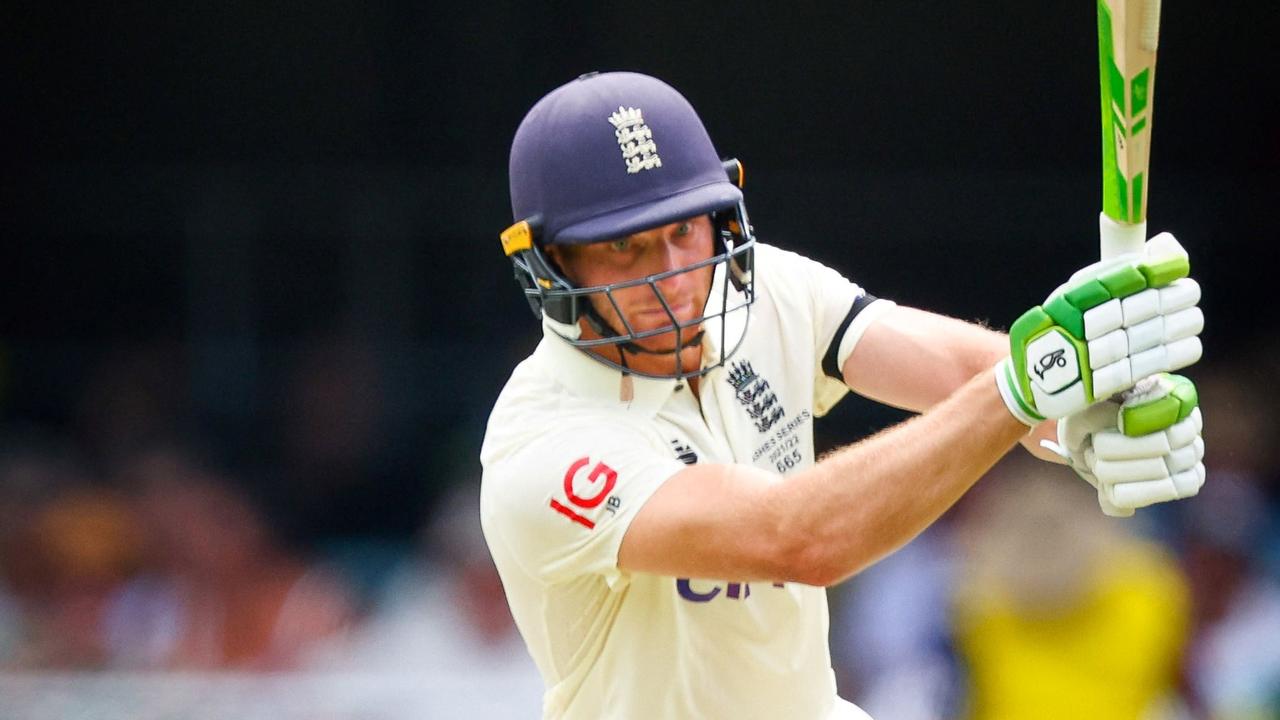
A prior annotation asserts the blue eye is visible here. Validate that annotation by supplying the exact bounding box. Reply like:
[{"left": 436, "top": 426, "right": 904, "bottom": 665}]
[
  {"left": 610, "top": 239, "right": 631, "bottom": 251},
  {"left": 676, "top": 222, "right": 691, "bottom": 235}
]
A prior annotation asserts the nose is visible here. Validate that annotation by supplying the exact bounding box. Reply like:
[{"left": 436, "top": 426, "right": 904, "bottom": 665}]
[{"left": 652, "top": 238, "right": 692, "bottom": 294}]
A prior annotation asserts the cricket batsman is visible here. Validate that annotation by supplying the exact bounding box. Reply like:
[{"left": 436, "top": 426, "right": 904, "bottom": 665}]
[{"left": 480, "top": 72, "right": 1205, "bottom": 719}]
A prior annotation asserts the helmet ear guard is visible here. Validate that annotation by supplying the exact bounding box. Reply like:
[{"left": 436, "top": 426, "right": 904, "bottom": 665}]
[
  {"left": 715, "top": 158, "right": 753, "bottom": 294},
  {"left": 501, "top": 215, "right": 581, "bottom": 324}
]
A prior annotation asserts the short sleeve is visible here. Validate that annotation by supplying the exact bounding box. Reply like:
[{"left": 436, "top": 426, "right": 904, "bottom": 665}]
[
  {"left": 757, "top": 245, "right": 897, "bottom": 415},
  {"left": 481, "top": 420, "right": 686, "bottom": 589}
]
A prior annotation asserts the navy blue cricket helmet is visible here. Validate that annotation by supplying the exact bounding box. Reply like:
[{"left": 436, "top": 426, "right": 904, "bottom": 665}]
[{"left": 499, "top": 71, "right": 755, "bottom": 379}]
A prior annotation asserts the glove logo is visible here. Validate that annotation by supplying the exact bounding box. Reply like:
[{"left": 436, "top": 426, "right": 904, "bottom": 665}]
[
  {"left": 1034, "top": 349, "right": 1068, "bottom": 380},
  {"left": 1026, "top": 331, "right": 1080, "bottom": 394}
]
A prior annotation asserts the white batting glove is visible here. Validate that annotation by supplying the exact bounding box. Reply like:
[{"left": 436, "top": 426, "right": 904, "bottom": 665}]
[
  {"left": 1045, "top": 373, "right": 1205, "bottom": 517},
  {"left": 996, "top": 233, "right": 1203, "bottom": 424}
]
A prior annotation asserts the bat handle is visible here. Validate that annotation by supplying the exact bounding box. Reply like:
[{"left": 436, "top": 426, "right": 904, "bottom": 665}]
[{"left": 1099, "top": 212, "right": 1147, "bottom": 260}]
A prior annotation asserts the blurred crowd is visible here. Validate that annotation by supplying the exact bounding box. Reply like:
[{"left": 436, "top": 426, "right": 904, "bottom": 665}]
[
  {"left": 834, "top": 354, "right": 1280, "bottom": 720},
  {"left": 1, "top": 338, "right": 1278, "bottom": 719}
]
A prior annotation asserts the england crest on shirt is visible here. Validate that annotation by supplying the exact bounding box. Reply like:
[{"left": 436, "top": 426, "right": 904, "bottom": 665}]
[{"left": 726, "top": 359, "right": 785, "bottom": 433}]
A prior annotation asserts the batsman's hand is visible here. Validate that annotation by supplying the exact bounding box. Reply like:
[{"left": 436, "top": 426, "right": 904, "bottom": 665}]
[
  {"left": 1048, "top": 373, "right": 1205, "bottom": 517},
  {"left": 996, "top": 232, "right": 1203, "bottom": 424}
]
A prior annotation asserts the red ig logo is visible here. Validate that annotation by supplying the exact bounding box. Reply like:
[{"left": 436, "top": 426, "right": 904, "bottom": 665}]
[{"left": 549, "top": 457, "right": 617, "bottom": 530}]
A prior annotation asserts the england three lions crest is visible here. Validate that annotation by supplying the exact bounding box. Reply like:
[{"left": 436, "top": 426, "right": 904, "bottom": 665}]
[
  {"left": 608, "top": 106, "right": 662, "bottom": 174},
  {"left": 726, "top": 360, "right": 785, "bottom": 433}
]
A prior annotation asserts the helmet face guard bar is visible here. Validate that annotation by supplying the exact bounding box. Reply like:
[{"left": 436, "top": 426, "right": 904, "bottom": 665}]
[{"left": 501, "top": 198, "right": 757, "bottom": 380}]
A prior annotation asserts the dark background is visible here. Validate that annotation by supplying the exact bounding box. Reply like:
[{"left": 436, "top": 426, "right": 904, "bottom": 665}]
[{"left": 4, "top": 2, "right": 1276, "bottom": 546}]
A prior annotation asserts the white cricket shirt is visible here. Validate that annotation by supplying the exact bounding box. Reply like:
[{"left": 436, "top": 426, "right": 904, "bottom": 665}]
[{"left": 480, "top": 243, "right": 893, "bottom": 719}]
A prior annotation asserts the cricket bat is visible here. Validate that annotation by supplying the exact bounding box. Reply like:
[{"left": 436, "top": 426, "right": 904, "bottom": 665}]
[
  {"left": 1096, "top": 0, "right": 1164, "bottom": 517},
  {"left": 1097, "top": 0, "right": 1162, "bottom": 259}
]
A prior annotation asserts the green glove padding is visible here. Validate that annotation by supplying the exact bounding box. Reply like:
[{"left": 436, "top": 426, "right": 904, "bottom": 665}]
[{"left": 996, "top": 232, "right": 1202, "bottom": 424}]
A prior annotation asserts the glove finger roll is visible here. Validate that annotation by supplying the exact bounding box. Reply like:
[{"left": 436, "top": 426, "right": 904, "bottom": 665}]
[
  {"left": 1095, "top": 456, "right": 1169, "bottom": 484},
  {"left": 1130, "top": 345, "right": 1171, "bottom": 380},
  {"left": 1163, "top": 337, "right": 1204, "bottom": 374},
  {"left": 1110, "top": 477, "right": 1180, "bottom": 509},
  {"left": 1098, "top": 487, "right": 1135, "bottom": 518},
  {"left": 1166, "top": 437, "right": 1205, "bottom": 473},
  {"left": 1093, "top": 429, "right": 1173, "bottom": 460},
  {"left": 1077, "top": 467, "right": 1101, "bottom": 490},
  {"left": 1106, "top": 306, "right": 1202, "bottom": 362},
  {"left": 1128, "top": 337, "right": 1203, "bottom": 380},
  {"left": 1158, "top": 278, "right": 1200, "bottom": 313},
  {"left": 1163, "top": 307, "right": 1204, "bottom": 343},
  {"left": 1084, "top": 300, "right": 1124, "bottom": 340},
  {"left": 1121, "top": 290, "right": 1161, "bottom": 327},
  {"left": 1126, "top": 317, "right": 1166, "bottom": 355},
  {"left": 1172, "top": 464, "right": 1206, "bottom": 498},
  {"left": 1164, "top": 411, "right": 1201, "bottom": 448},
  {"left": 1092, "top": 361, "right": 1134, "bottom": 400},
  {"left": 1089, "top": 330, "right": 1129, "bottom": 369}
]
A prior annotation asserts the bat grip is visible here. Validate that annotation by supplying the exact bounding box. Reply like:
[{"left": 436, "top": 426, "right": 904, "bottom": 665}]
[{"left": 1099, "top": 212, "right": 1147, "bottom": 260}]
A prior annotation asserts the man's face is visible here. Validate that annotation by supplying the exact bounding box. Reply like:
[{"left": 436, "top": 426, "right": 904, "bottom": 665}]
[{"left": 549, "top": 215, "right": 716, "bottom": 353}]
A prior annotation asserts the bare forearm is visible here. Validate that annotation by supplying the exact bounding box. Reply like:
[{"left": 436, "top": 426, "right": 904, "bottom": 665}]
[
  {"left": 844, "top": 306, "right": 1007, "bottom": 412},
  {"left": 845, "top": 306, "right": 1059, "bottom": 462},
  {"left": 770, "top": 363, "right": 1028, "bottom": 585}
]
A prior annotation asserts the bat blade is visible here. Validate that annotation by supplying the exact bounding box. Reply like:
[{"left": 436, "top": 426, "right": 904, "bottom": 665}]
[{"left": 1098, "top": 0, "right": 1162, "bottom": 258}]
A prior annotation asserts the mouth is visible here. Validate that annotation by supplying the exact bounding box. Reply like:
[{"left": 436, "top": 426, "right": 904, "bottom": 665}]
[{"left": 634, "top": 301, "right": 693, "bottom": 323}]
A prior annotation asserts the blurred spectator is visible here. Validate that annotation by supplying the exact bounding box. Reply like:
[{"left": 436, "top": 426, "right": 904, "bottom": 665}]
[
  {"left": 0, "top": 452, "right": 142, "bottom": 668},
  {"left": 832, "top": 524, "right": 961, "bottom": 720},
  {"left": 1175, "top": 362, "right": 1280, "bottom": 718},
  {"left": 0, "top": 443, "right": 86, "bottom": 665},
  {"left": 951, "top": 456, "right": 1191, "bottom": 720},
  {"left": 274, "top": 334, "right": 423, "bottom": 543},
  {"left": 73, "top": 343, "right": 189, "bottom": 470},
  {"left": 103, "top": 446, "right": 356, "bottom": 669},
  {"left": 280, "top": 336, "right": 383, "bottom": 485},
  {"left": 3, "top": 338, "right": 1277, "bottom": 720},
  {"left": 306, "top": 481, "right": 543, "bottom": 712}
]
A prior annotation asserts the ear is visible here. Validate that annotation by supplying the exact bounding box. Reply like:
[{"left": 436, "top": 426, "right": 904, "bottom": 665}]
[{"left": 542, "top": 244, "right": 577, "bottom": 284}]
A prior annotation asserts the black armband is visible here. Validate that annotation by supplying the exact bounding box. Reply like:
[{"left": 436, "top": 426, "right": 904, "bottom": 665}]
[{"left": 822, "top": 293, "right": 878, "bottom": 380}]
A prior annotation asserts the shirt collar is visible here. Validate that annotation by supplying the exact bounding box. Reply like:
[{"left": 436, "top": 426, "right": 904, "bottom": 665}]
[{"left": 536, "top": 317, "right": 683, "bottom": 418}]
